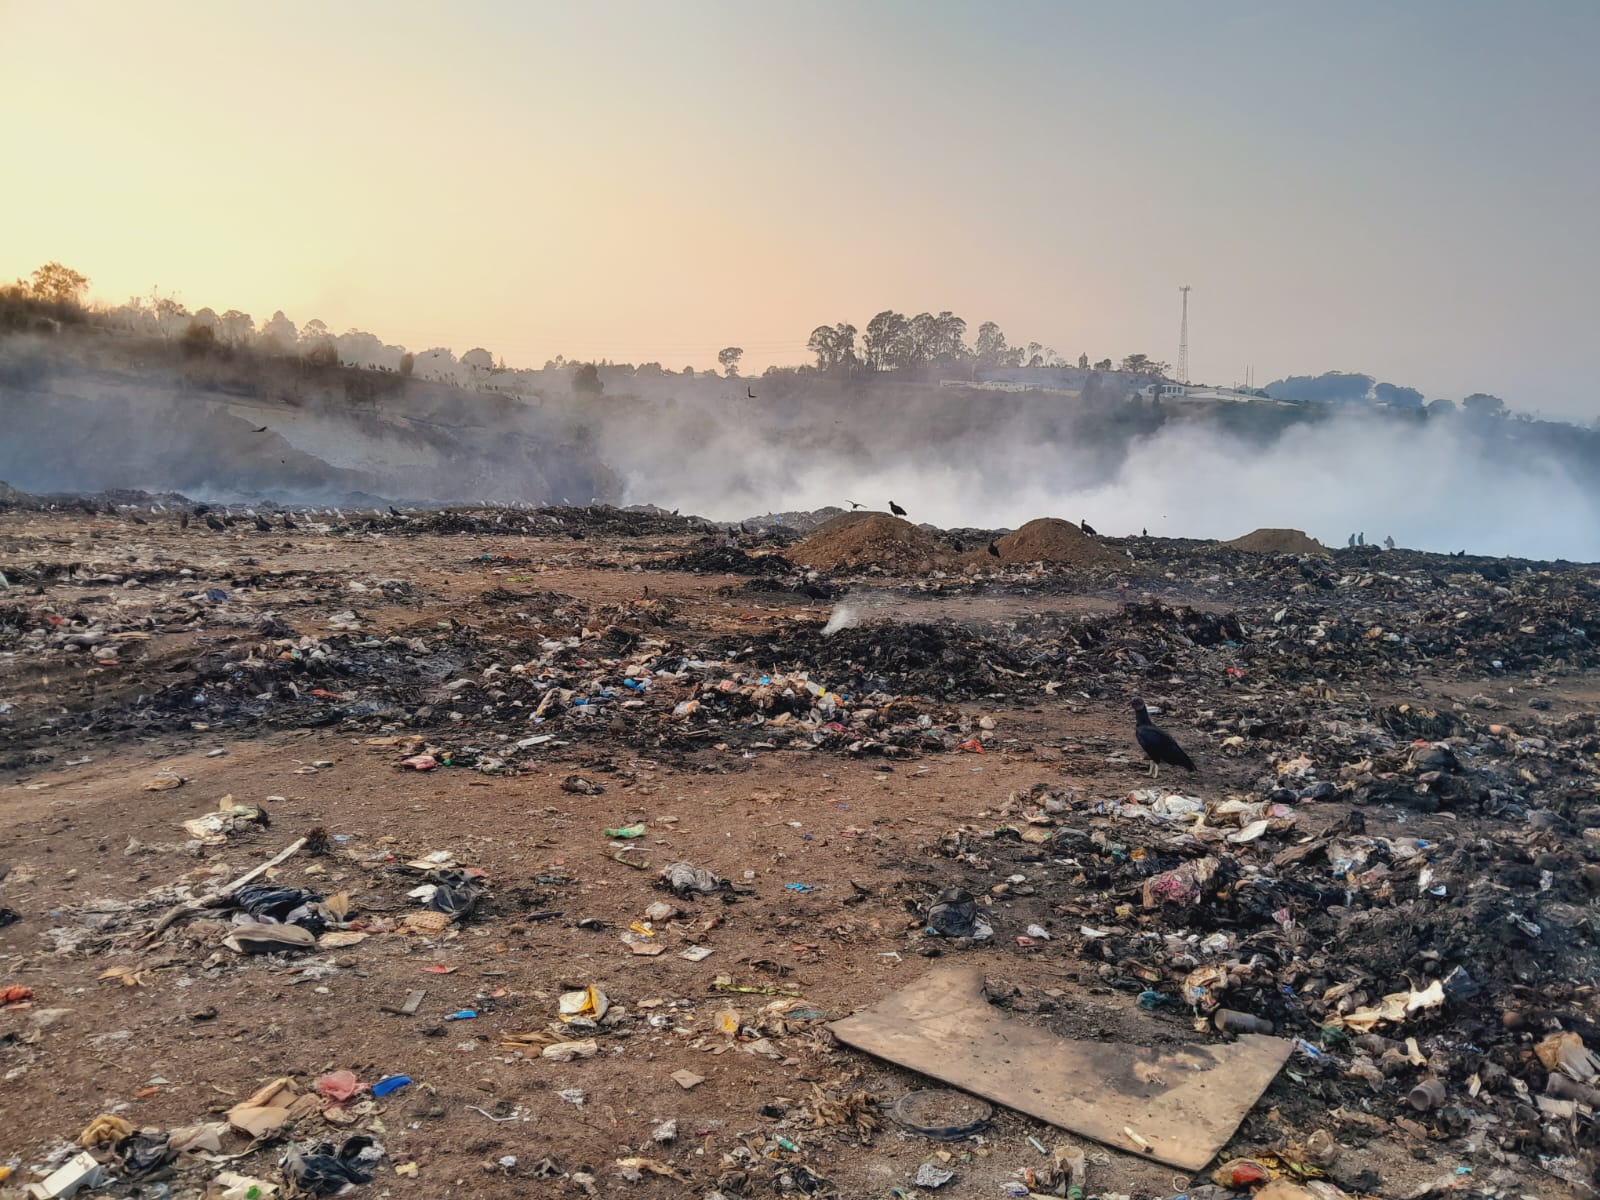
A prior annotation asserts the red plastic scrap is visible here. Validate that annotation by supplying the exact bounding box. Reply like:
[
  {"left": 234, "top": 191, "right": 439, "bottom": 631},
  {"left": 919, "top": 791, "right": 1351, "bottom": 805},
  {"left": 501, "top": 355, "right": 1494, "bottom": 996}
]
[{"left": 316, "top": 1070, "right": 361, "bottom": 1102}]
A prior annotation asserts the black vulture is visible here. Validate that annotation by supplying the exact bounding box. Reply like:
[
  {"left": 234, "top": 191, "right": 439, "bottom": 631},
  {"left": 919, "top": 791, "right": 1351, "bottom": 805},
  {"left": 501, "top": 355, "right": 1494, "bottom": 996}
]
[{"left": 1132, "top": 699, "right": 1195, "bottom": 779}]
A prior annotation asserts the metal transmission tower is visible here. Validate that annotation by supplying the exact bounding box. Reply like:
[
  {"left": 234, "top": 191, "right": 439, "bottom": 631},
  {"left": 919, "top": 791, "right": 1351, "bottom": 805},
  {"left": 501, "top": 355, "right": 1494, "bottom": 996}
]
[{"left": 1177, "top": 285, "right": 1191, "bottom": 384}]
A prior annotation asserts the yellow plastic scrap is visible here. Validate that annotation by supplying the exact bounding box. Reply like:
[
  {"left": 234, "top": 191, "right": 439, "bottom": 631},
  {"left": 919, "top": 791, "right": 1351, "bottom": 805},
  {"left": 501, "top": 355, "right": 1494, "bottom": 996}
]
[
  {"left": 1332, "top": 979, "right": 1445, "bottom": 1032},
  {"left": 79, "top": 1114, "right": 135, "bottom": 1147},
  {"left": 1536, "top": 1032, "right": 1600, "bottom": 1081},
  {"left": 558, "top": 985, "right": 609, "bottom": 1023}
]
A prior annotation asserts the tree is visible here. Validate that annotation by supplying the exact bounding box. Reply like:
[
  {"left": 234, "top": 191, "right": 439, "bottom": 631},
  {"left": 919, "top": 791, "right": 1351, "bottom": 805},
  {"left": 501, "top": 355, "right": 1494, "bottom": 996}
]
[
  {"left": 932, "top": 312, "right": 967, "bottom": 364},
  {"left": 300, "top": 319, "right": 334, "bottom": 360},
  {"left": 259, "top": 310, "right": 298, "bottom": 350},
  {"left": 806, "top": 323, "right": 857, "bottom": 372},
  {"left": 29, "top": 262, "right": 89, "bottom": 305},
  {"left": 218, "top": 310, "right": 255, "bottom": 345},
  {"left": 1094, "top": 358, "right": 1112, "bottom": 371},
  {"left": 461, "top": 347, "right": 494, "bottom": 370},
  {"left": 1078, "top": 353, "right": 1089, "bottom": 369},
  {"left": 907, "top": 313, "right": 939, "bottom": 366},
  {"left": 572, "top": 362, "right": 604, "bottom": 394},
  {"left": 149, "top": 291, "right": 190, "bottom": 340},
  {"left": 1461, "top": 392, "right": 1507, "bottom": 418},
  {"left": 180, "top": 320, "right": 217, "bottom": 357},
  {"left": 833, "top": 322, "right": 858, "bottom": 370},
  {"left": 1119, "top": 353, "right": 1170, "bottom": 376},
  {"left": 974, "top": 322, "right": 1009, "bottom": 368},
  {"left": 1264, "top": 372, "right": 1374, "bottom": 404},
  {"left": 864, "top": 310, "right": 911, "bottom": 371},
  {"left": 399, "top": 352, "right": 415, "bottom": 378},
  {"left": 1426, "top": 397, "right": 1455, "bottom": 416},
  {"left": 717, "top": 346, "right": 744, "bottom": 377},
  {"left": 1373, "top": 382, "right": 1423, "bottom": 409}
]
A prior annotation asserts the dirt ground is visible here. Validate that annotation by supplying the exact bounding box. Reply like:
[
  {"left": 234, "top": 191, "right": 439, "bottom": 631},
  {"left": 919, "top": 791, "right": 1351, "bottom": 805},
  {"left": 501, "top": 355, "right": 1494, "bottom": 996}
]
[{"left": 2, "top": 509, "right": 1596, "bottom": 1200}]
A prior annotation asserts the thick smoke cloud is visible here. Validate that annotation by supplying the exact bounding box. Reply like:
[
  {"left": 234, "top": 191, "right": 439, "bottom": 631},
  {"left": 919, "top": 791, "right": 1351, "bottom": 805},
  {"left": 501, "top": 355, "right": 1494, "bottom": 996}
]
[
  {"left": 4, "top": 326, "right": 1599, "bottom": 561},
  {"left": 587, "top": 383, "right": 1600, "bottom": 560}
]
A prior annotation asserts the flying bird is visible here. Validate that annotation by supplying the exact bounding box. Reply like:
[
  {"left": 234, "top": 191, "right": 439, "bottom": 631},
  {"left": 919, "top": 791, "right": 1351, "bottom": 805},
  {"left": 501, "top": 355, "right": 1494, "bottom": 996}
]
[
  {"left": 987, "top": 540, "right": 1000, "bottom": 558},
  {"left": 1081, "top": 519, "right": 1098, "bottom": 536},
  {"left": 846, "top": 500, "right": 864, "bottom": 510},
  {"left": 251, "top": 425, "right": 268, "bottom": 434},
  {"left": 1132, "top": 698, "right": 1195, "bottom": 779},
  {"left": 889, "top": 500, "right": 907, "bottom": 517}
]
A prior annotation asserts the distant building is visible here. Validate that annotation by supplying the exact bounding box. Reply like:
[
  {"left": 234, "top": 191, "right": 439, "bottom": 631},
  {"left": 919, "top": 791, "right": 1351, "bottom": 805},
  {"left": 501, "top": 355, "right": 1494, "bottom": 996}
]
[{"left": 1136, "top": 382, "right": 1190, "bottom": 400}]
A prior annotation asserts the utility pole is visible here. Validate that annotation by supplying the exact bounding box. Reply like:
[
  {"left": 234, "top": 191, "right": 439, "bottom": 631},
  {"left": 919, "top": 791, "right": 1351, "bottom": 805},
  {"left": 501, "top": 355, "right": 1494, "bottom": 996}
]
[{"left": 1177, "top": 285, "right": 1191, "bottom": 385}]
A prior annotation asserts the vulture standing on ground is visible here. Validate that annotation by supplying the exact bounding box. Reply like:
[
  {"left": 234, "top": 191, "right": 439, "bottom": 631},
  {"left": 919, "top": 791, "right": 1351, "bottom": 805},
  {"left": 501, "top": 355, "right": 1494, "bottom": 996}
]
[{"left": 1132, "top": 698, "right": 1195, "bottom": 779}]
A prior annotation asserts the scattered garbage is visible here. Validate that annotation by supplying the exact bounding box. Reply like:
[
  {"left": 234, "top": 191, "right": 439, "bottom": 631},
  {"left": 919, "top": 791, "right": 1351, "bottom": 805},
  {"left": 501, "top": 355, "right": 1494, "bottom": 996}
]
[
  {"left": 659, "top": 861, "right": 725, "bottom": 896},
  {"left": 284, "top": 1134, "right": 381, "bottom": 1195},
  {"left": 890, "top": 1090, "right": 994, "bottom": 1141},
  {"left": 26, "top": 1150, "right": 107, "bottom": 1199},
  {"left": 315, "top": 1070, "right": 361, "bottom": 1102},
  {"left": 9, "top": 502, "right": 1600, "bottom": 1197},
  {"left": 925, "top": 888, "right": 993, "bottom": 940},
  {"left": 914, "top": 1162, "right": 956, "bottom": 1189}
]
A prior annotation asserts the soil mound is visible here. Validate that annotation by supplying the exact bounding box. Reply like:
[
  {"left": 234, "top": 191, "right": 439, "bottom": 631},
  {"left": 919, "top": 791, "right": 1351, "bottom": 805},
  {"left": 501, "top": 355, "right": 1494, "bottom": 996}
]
[
  {"left": 1226, "top": 527, "right": 1326, "bottom": 556},
  {"left": 793, "top": 512, "right": 945, "bottom": 571},
  {"left": 994, "top": 518, "right": 1121, "bottom": 567}
]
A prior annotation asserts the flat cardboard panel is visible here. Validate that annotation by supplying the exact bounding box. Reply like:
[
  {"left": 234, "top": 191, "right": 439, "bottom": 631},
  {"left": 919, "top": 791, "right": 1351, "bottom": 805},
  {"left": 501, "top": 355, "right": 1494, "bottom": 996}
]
[{"left": 830, "top": 966, "right": 1290, "bottom": 1171}]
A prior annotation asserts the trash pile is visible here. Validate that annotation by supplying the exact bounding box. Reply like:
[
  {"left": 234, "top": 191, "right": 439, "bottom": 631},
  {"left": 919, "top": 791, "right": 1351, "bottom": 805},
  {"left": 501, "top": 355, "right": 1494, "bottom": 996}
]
[
  {"left": 792, "top": 512, "right": 949, "bottom": 572},
  {"left": 7, "top": 502, "right": 1600, "bottom": 1197},
  {"left": 914, "top": 756, "right": 1600, "bottom": 1194},
  {"left": 993, "top": 518, "right": 1123, "bottom": 567},
  {"left": 6, "top": 1074, "right": 393, "bottom": 1199},
  {"left": 1225, "top": 528, "right": 1329, "bottom": 556}
]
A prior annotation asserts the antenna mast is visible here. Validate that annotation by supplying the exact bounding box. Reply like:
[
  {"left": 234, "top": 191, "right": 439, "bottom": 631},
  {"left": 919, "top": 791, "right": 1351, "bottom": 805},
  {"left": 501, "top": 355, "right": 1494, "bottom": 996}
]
[{"left": 1177, "top": 285, "right": 1191, "bottom": 384}]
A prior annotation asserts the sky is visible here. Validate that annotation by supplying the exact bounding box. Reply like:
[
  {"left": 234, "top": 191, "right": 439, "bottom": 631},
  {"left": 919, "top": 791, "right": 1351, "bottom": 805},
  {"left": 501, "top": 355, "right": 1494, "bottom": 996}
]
[{"left": 3, "top": 0, "right": 1598, "bottom": 413}]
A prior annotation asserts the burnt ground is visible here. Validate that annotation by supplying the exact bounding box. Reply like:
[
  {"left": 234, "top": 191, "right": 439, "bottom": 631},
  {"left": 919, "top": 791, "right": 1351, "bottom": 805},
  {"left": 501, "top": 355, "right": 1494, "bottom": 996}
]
[{"left": 1, "top": 508, "right": 1598, "bottom": 1200}]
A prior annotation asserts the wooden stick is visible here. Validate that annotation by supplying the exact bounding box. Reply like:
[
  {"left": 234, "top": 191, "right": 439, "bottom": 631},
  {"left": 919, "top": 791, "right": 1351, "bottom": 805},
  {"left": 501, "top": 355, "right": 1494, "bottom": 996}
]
[
  {"left": 139, "top": 835, "right": 309, "bottom": 945},
  {"left": 217, "top": 835, "right": 308, "bottom": 894}
]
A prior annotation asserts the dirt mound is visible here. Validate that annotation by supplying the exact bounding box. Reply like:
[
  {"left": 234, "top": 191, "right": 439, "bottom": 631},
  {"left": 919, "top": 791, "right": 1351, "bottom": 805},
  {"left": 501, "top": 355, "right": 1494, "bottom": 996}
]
[
  {"left": 1226, "top": 527, "right": 1326, "bottom": 556},
  {"left": 994, "top": 518, "right": 1122, "bottom": 566},
  {"left": 793, "top": 512, "right": 946, "bottom": 571}
]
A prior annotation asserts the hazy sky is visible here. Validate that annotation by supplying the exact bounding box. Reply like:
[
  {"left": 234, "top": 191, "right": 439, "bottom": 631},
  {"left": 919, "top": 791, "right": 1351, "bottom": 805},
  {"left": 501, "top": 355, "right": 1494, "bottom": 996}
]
[{"left": 4, "top": 0, "right": 1597, "bottom": 412}]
